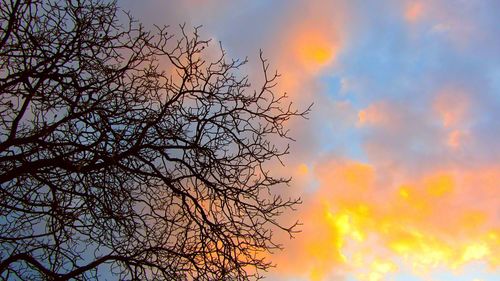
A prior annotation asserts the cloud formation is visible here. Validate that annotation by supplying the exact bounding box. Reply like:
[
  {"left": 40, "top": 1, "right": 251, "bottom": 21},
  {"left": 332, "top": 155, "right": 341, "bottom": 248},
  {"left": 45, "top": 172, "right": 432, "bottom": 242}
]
[
  {"left": 121, "top": 1, "right": 500, "bottom": 280},
  {"left": 270, "top": 157, "right": 499, "bottom": 280}
]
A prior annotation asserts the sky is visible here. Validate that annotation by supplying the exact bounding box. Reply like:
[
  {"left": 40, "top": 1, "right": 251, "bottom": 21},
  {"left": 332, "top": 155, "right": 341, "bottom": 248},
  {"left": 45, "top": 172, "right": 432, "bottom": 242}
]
[{"left": 121, "top": 1, "right": 499, "bottom": 280}]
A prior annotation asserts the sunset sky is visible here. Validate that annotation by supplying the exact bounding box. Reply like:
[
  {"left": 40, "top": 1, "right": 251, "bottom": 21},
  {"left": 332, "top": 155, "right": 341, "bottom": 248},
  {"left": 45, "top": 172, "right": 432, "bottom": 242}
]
[{"left": 122, "top": 1, "right": 499, "bottom": 280}]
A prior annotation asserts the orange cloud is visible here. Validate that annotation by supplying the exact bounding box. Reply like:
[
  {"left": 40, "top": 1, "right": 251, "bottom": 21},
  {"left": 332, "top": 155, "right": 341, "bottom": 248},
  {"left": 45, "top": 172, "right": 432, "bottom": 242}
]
[
  {"left": 272, "top": 23, "right": 342, "bottom": 101},
  {"left": 405, "top": 1, "right": 424, "bottom": 23},
  {"left": 297, "top": 163, "right": 310, "bottom": 176},
  {"left": 260, "top": 0, "right": 347, "bottom": 102},
  {"left": 357, "top": 105, "right": 386, "bottom": 127},
  {"left": 271, "top": 158, "right": 500, "bottom": 280},
  {"left": 294, "top": 28, "right": 340, "bottom": 72},
  {"left": 357, "top": 102, "right": 400, "bottom": 128}
]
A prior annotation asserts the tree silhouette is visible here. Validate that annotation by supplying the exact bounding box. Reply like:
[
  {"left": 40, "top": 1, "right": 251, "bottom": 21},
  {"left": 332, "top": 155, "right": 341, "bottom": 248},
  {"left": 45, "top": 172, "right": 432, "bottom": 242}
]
[{"left": 0, "top": 0, "right": 308, "bottom": 280}]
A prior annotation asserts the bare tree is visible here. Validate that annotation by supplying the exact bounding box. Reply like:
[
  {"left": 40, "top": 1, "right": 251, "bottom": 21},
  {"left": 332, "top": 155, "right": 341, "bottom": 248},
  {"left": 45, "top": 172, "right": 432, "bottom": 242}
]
[{"left": 0, "top": 0, "right": 308, "bottom": 280}]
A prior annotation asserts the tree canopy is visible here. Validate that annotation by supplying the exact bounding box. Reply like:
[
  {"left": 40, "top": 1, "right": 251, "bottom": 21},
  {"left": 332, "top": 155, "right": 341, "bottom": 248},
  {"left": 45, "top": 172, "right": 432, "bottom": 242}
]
[{"left": 0, "top": 0, "right": 308, "bottom": 280}]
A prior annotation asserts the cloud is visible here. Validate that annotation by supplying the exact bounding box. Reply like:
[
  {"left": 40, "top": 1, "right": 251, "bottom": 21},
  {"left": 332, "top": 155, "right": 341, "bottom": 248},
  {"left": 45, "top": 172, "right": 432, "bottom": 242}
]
[
  {"left": 270, "top": 157, "right": 500, "bottom": 280},
  {"left": 432, "top": 86, "right": 470, "bottom": 128},
  {"left": 119, "top": 1, "right": 500, "bottom": 280},
  {"left": 404, "top": 1, "right": 425, "bottom": 23},
  {"left": 357, "top": 102, "right": 398, "bottom": 128}
]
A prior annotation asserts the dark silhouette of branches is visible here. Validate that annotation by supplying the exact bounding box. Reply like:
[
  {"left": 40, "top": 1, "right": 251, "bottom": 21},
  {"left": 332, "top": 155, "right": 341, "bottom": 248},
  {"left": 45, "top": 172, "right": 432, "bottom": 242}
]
[{"left": 0, "top": 0, "right": 309, "bottom": 280}]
